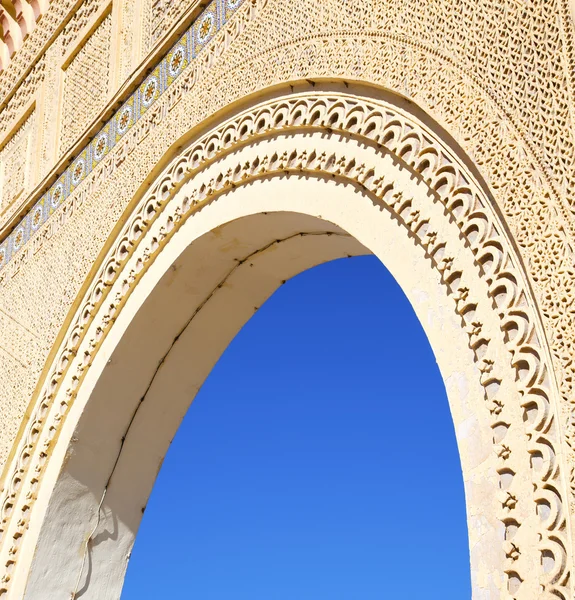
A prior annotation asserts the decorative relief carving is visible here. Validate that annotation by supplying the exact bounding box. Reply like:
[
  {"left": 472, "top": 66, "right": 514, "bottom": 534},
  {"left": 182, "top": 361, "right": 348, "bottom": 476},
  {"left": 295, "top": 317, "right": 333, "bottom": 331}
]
[
  {"left": 146, "top": 0, "right": 195, "bottom": 50},
  {"left": 0, "top": 305, "right": 39, "bottom": 370},
  {"left": 0, "top": 0, "right": 574, "bottom": 597},
  {"left": 0, "top": 110, "right": 35, "bottom": 214},
  {"left": 0, "top": 0, "right": 247, "bottom": 267},
  {"left": 59, "top": 11, "right": 112, "bottom": 157},
  {"left": 0, "top": 93, "right": 569, "bottom": 599},
  {"left": 37, "top": 42, "right": 61, "bottom": 181},
  {"left": 0, "top": 0, "right": 263, "bottom": 493},
  {"left": 60, "top": 0, "right": 105, "bottom": 52},
  {"left": 0, "top": 0, "right": 50, "bottom": 71},
  {"left": 0, "top": 1, "right": 572, "bottom": 526},
  {"left": 119, "top": 0, "right": 138, "bottom": 81},
  {"left": 0, "top": 0, "right": 574, "bottom": 209},
  {"left": 0, "top": 56, "right": 43, "bottom": 143},
  {"left": 0, "top": 0, "right": 76, "bottom": 105},
  {"left": 194, "top": 2, "right": 575, "bottom": 536},
  {"left": 0, "top": 1, "right": 262, "bottom": 478}
]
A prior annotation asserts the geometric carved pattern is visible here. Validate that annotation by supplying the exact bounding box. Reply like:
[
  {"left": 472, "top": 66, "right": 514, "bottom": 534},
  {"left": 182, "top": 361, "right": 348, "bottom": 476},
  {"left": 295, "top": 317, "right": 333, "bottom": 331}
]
[
  {"left": 187, "top": 0, "right": 575, "bottom": 540},
  {"left": 119, "top": 0, "right": 138, "bottom": 80},
  {"left": 60, "top": 0, "right": 104, "bottom": 52},
  {"left": 146, "top": 0, "right": 195, "bottom": 49},
  {"left": 364, "top": 0, "right": 575, "bottom": 209},
  {"left": 0, "top": 0, "right": 74, "bottom": 107},
  {"left": 0, "top": 0, "right": 575, "bottom": 597},
  {"left": 59, "top": 11, "right": 112, "bottom": 157},
  {"left": 0, "top": 57, "right": 44, "bottom": 144},
  {"left": 0, "top": 0, "right": 246, "bottom": 271},
  {"left": 0, "top": 110, "right": 34, "bottom": 214},
  {"left": 0, "top": 92, "right": 570, "bottom": 599},
  {"left": 0, "top": 1, "right": 50, "bottom": 72}
]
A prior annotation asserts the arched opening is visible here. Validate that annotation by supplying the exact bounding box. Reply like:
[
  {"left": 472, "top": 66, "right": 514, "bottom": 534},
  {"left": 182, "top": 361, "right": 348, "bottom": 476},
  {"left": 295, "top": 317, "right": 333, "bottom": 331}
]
[
  {"left": 120, "top": 255, "right": 471, "bottom": 599},
  {"left": 9, "top": 88, "right": 566, "bottom": 599},
  {"left": 20, "top": 196, "right": 494, "bottom": 600}
]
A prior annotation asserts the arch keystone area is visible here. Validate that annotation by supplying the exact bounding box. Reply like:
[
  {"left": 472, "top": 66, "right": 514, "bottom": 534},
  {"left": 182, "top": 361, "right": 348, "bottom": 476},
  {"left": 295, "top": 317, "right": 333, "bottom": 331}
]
[{"left": 0, "top": 1, "right": 574, "bottom": 599}]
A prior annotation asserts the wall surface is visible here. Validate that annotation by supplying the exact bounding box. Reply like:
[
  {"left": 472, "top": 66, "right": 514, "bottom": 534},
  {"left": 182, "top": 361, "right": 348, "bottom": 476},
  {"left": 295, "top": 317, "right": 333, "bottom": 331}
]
[{"left": 0, "top": 0, "right": 574, "bottom": 598}]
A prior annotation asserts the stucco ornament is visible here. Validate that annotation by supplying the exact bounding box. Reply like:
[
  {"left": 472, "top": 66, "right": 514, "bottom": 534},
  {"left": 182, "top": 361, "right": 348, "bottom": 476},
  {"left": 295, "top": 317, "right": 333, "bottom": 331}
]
[{"left": 0, "top": 0, "right": 575, "bottom": 598}]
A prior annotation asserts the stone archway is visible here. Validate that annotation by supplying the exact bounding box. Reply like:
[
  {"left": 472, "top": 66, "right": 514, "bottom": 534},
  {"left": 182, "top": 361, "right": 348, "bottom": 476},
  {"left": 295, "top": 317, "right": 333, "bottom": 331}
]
[{"left": 0, "top": 88, "right": 569, "bottom": 599}]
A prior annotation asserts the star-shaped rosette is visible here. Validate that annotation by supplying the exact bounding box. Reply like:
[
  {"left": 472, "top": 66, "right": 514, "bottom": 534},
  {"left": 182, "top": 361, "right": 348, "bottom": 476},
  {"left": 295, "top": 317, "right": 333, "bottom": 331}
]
[
  {"left": 91, "top": 123, "right": 113, "bottom": 166},
  {"left": 29, "top": 198, "right": 47, "bottom": 235},
  {"left": 193, "top": 4, "right": 217, "bottom": 54},
  {"left": 115, "top": 96, "right": 136, "bottom": 142},
  {"left": 70, "top": 149, "right": 89, "bottom": 192},
  {"left": 48, "top": 175, "right": 67, "bottom": 216},
  {"left": 139, "top": 68, "right": 161, "bottom": 115},
  {"left": 166, "top": 40, "right": 189, "bottom": 86}
]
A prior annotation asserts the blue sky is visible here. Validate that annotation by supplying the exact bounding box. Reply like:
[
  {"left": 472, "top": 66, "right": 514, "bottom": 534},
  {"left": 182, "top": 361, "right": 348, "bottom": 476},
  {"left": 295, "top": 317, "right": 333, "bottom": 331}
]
[{"left": 121, "top": 255, "right": 470, "bottom": 599}]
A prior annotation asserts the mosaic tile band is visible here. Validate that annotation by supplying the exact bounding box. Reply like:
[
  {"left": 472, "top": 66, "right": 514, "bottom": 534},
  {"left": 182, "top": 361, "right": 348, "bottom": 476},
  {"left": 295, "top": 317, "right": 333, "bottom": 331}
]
[{"left": 0, "top": 0, "right": 247, "bottom": 272}]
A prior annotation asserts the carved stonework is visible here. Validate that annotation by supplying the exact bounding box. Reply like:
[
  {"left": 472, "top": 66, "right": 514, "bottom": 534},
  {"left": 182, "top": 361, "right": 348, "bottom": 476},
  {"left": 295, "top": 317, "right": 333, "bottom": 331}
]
[
  {"left": 59, "top": 11, "right": 112, "bottom": 156},
  {"left": 60, "top": 0, "right": 105, "bottom": 52},
  {"left": 0, "top": 0, "right": 574, "bottom": 598},
  {"left": 0, "top": 57, "right": 44, "bottom": 144},
  {"left": 0, "top": 1, "right": 76, "bottom": 104},
  {"left": 0, "top": 110, "right": 34, "bottom": 214},
  {"left": 0, "top": 1, "right": 50, "bottom": 72},
  {"left": 2, "top": 86, "right": 568, "bottom": 599},
  {"left": 119, "top": 0, "right": 138, "bottom": 80}
]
